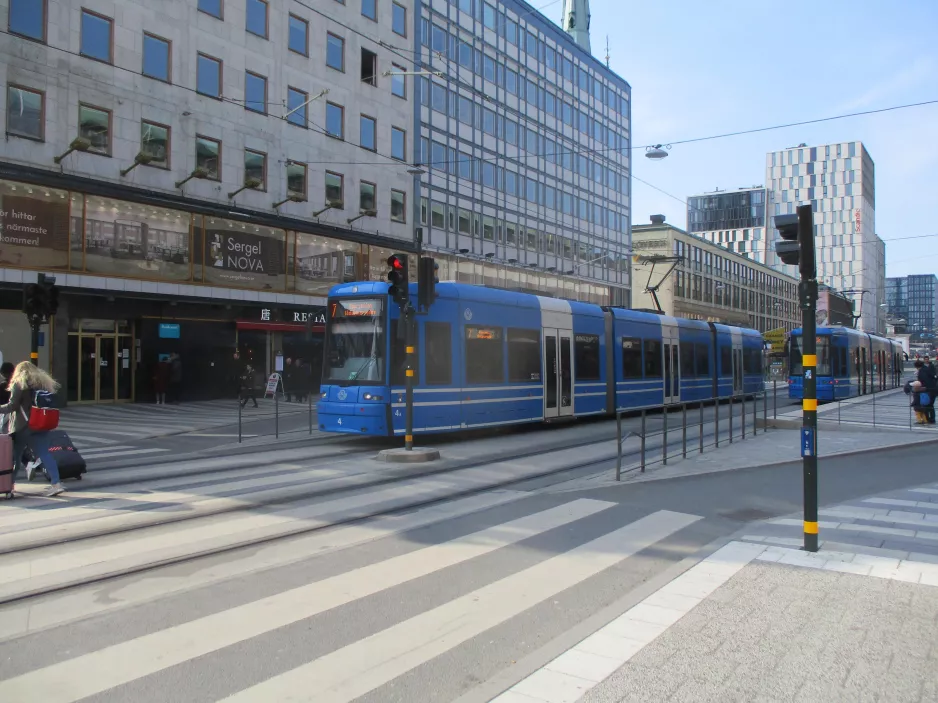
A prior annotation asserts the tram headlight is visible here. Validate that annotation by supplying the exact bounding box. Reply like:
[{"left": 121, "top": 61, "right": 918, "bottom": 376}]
[{"left": 362, "top": 393, "right": 383, "bottom": 401}]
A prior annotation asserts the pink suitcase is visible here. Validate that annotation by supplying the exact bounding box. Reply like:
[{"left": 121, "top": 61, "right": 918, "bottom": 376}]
[{"left": 0, "top": 434, "right": 15, "bottom": 499}]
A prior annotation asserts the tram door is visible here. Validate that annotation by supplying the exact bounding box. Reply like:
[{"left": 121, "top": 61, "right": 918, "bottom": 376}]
[
  {"left": 543, "top": 328, "right": 573, "bottom": 419},
  {"left": 661, "top": 322, "right": 680, "bottom": 405},
  {"left": 860, "top": 347, "right": 868, "bottom": 394}
]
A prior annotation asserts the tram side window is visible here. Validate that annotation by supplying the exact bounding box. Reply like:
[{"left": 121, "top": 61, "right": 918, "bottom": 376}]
[
  {"left": 424, "top": 321, "right": 452, "bottom": 385},
  {"left": 390, "top": 320, "right": 417, "bottom": 386},
  {"left": 680, "top": 343, "right": 695, "bottom": 377},
  {"left": 695, "top": 343, "right": 710, "bottom": 377},
  {"left": 643, "top": 339, "right": 662, "bottom": 377},
  {"left": 720, "top": 345, "right": 732, "bottom": 377},
  {"left": 621, "top": 337, "right": 643, "bottom": 378},
  {"left": 507, "top": 328, "right": 541, "bottom": 382},
  {"left": 465, "top": 326, "right": 504, "bottom": 384},
  {"left": 575, "top": 334, "right": 601, "bottom": 381}
]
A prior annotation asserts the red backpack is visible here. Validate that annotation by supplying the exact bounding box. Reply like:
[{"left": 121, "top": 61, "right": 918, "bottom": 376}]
[{"left": 21, "top": 389, "right": 59, "bottom": 432}]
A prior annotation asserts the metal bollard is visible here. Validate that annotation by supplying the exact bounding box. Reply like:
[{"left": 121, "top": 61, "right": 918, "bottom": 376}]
[
  {"left": 615, "top": 410, "right": 622, "bottom": 481},
  {"left": 275, "top": 385, "right": 280, "bottom": 439},
  {"left": 699, "top": 402, "right": 704, "bottom": 454},
  {"left": 662, "top": 406, "right": 668, "bottom": 466},
  {"left": 762, "top": 391, "right": 767, "bottom": 431},
  {"left": 682, "top": 404, "right": 687, "bottom": 458},
  {"left": 641, "top": 409, "right": 647, "bottom": 472},
  {"left": 729, "top": 397, "right": 734, "bottom": 444}
]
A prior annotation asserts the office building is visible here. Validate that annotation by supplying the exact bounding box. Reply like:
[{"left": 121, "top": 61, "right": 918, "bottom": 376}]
[
  {"left": 765, "top": 141, "right": 885, "bottom": 333},
  {"left": 686, "top": 186, "right": 768, "bottom": 264},
  {"left": 631, "top": 215, "right": 799, "bottom": 333},
  {"left": 0, "top": 0, "right": 426, "bottom": 403},
  {"left": 885, "top": 274, "right": 938, "bottom": 338},
  {"left": 415, "top": 0, "right": 631, "bottom": 306}
]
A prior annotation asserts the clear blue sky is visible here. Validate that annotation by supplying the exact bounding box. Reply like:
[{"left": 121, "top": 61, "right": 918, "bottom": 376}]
[{"left": 549, "top": 0, "right": 938, "bottom": 278}]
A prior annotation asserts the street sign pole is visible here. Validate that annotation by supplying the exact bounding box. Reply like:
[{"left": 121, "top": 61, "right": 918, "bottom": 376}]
[
  {"left": 404, "top": 303, "right": 415, "bottom": 451},
  {"left": 797, "top": 204, "right": 819, "bottom": 553}
]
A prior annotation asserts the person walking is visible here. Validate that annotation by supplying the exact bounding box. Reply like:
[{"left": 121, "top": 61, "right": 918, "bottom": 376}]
[
  {"left": 240, "top": 363, "right": 258, "bottom": 408},
  {"left": 283, "top": 357, "right": 294, "bottom": 403},
  {"left": 0, "top": 362, "right": 65, "bottom": 496},
  {"left": 152, "top": 356, "right": 169, "bottom": 405},
  {"left": 0, "top": 362, "right": 14, "bottom": 435}
]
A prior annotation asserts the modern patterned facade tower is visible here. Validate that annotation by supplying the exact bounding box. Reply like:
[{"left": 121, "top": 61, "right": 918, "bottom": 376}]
[
  {"left": 686, "top": 186, "right": 768, "bottom": 264},
  {"left": 885, "top": 275, "right": 938, "bottom": 336},
  {"left": 765, "top": 141, "right": 885, "bottom": 334},
  {"left": 562, "top": 0, "right": 592, "bottom": 53}
]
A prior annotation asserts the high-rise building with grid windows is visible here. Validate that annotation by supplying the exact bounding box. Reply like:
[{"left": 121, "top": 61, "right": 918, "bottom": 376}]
[
  {"left": 686, "top": 186, "right": 768, "bottom": 264},
  {"left": 886, "top": 275, "right": 938, "bottom": 337}
]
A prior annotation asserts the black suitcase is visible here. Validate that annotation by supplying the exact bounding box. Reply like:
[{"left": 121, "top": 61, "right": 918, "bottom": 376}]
[{"left": 40, "top": 430, "right": 87, "bottom": 481}]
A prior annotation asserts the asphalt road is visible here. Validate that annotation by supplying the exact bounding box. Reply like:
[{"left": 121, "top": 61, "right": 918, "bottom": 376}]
[{"left": 0, "top": 436, "right": 932, "bottom": 702}]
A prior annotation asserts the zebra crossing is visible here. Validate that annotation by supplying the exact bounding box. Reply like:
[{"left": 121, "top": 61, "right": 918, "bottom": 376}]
[{"left": 0, "top": 460, "right": 706, "bottom": 703}]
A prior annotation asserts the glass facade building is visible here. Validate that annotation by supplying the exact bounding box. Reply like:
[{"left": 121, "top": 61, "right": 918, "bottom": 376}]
[
  {"left": 686, "top": 187, "right": 767, "bottom": 263},
  {"left": 886, "top": 274, "right": 938, "bottom": 337},
  {"left": 415, "top": 0, "right": 632, "bottom": 306}
]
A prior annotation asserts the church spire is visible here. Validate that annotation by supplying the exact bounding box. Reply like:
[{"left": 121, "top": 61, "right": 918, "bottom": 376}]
[{"left": 561, "top": 0, "right": 592, "bottom": 53}]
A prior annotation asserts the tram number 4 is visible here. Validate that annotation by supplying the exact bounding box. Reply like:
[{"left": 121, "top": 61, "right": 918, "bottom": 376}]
[
  {"left": 804, "top": 370, "right": 813, "bottom": 380},
  {"left": 395, "top": 410, "right": 402, "bottom": 417}
]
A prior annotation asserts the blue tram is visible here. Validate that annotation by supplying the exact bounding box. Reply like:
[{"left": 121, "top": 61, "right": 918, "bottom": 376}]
[
  {"left": 787, "top": 326, "right": 903, "bottom": 401},
  {"left": 317, "top": 281, "right": 765, "bottom": 437}
]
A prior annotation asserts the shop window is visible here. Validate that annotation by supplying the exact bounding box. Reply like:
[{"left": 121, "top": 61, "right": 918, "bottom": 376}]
[
  {"left": 359, "top": 181, "right": 376, "bottom": 213},
  {"left": 9, "top": 0, "right": 47, "bottom": 42},
  {"left": 0, "top": 179, "right": 70, "bottom": 270},
  {"left": 294, "top": 233, "right": 361, "bottom": 294},
  {"left": 644, "top": 339, "right": 662, "bottom": 377},
  {"left": 6, "top": 85, "right": 44, "bottom": 141},
  {"left": 508, "top": 328, "right": 540, "bottom": 382},
  {"left": 390, "top": 190, "right": 406, "bottom": 223},
  {"left": 78, "top": 104, "right": 111, "bottom": 155},
  {"left": 286, "top": 161, "right": 307, "bottom": 200},
  {"left": 424, "top": 322, "right": 452, "bottom": 385},
  {"left": 244, "top": 149, "right": 266, "bottom": 191},
  {"left": 195, "top": 135, "right": 220, "bottom": 180},
  {"left": 621, "top": 337, "right": 643, "bottom": 379},
  {"left": 200, "top": 217, "right": 287, "bottom": 290},
  {"left": 140, "top": 120, "right": 170, "bottom": 168},
  {"left": 325, "top": 171, "right": 344, "bottom": 206},
  {"left": 80, "top": 9, "right": 112, "bottom": 63},
  {"left": 575, "top": 334, "right": 600, "bottom": 381},
  {"left": 142, "top": 33, "right": 171, "bottom": 82},
  {"left": 466, "top": 326, "right": 504, "bottom": 384}
]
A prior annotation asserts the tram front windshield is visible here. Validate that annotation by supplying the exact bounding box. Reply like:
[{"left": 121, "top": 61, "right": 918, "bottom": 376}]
[
  {"left": 324, "top": 298, "right": 386, "bottom": 384},
  {"left": 790, "top": 335, "right": 831, "bottom": 376}
]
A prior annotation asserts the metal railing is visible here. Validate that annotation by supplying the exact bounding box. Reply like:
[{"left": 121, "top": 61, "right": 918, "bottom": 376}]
[{"left": 614, "top": 393, "right": 767, "bottom": 480}]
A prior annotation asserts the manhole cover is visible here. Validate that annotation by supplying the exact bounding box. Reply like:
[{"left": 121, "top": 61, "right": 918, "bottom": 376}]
[{"left": 719, "top": 508, "right": 775, "bottom": 522}]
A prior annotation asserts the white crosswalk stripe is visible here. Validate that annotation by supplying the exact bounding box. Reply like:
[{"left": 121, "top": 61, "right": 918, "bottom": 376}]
[{"left": 0, "top": 465, "right": 703, "bottom": 702}]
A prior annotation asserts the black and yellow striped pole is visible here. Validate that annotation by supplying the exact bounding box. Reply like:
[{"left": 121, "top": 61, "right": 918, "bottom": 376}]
[
  {"left": 404, "top": 306, "right": 415, "bottom": 451},
  {"left": 797, "top": 204, "right": 819, "bottom": 552}
]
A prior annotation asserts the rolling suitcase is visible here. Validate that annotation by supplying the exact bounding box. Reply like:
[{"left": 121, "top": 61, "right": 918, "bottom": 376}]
[
  {"left": 45, "top": 430, "right": 87, "bottom": 481},
  {"left": 0, "top": 434, "right": 15, "bottom": 499}
]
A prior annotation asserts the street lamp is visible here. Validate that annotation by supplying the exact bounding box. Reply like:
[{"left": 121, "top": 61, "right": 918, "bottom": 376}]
[{"left": 645, "top": 144, "right": 671, "bottom": 160}]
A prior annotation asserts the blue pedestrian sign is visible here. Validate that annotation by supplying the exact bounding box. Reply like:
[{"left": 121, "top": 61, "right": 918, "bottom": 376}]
[{"left": 801, "top": 427, "right": 815, "bottom": 457}]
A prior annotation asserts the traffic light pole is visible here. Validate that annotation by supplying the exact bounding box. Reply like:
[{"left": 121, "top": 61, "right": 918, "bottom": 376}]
[
  {"left": 404, "top": 303, "right": 415, "bottom": 452},
  {"left": 797, "top": 204, "right": 819, "bottom": 553},
  {"left": 29, "top": 316, "right": 40, "bottom": 366}
]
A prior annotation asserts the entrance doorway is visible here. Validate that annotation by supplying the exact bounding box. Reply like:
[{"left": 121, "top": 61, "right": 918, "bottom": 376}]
[{"left": 66, "top": 320, "right": 134, "bottom": 403}]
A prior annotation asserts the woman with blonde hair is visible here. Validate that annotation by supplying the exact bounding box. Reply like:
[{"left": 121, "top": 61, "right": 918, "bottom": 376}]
[{"left": 0, "top": 361, "right": 65, "bottom": 496}]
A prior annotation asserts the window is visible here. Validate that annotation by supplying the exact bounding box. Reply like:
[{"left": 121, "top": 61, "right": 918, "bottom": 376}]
[
  {"left": 621, "top": 338, "right": 643, "bottom": 379},
  {"left": 575, "top": 334, "right": 600, "bottom": 381},
  {"left": 142, "top": 33, "right": 171, "bottom": 82},
  {"left": 466, "top": 326, "right": 504, "bottom": 384},
  {"left": 391, "top": 127, "right": 406, "bottom": 161},
  {"left": 643, "top": 339, "right": 662, "bottom": 377},
  {"left": 325, "top": 102, "right": 344, "bottom": 138},
  {"left": 287, "top": 14, "right": 308, "bottom": 55},
  {"left": 325, "top": 171, "right": 344, "bottom": 205},
  {"left": 695, "top": 343, "right": 710, "bottom": 377},
  {"left": 140, "top": 120, "right": 170, "bottom": 168},
  {"left": 243, "top": 149, "right": 266, "bottom": 190},
  {"left": 245, "top": 72, "right": 267, "bottom": 114},
  {"left": 507, "top": 329, "right": 541, "bottom": 383},
  {"left": 720, "top": 346, "right": 732, "bottom": 377},
  {"left": 246, "top": 0, "right": 267, "bottom": 37},
  {"left": 9, "top": 0, "right": 47, "bottom": 41},
  {"left": 359, "top": 181, "right": 376, "bottom": 212},
  {"left": 198, "top": 0, "right": 222, "bottom": 18},
  {"left": 483, "top": 2, "right": 496, "bottom": 29},
  {"left": 326, "top": 33, "right": 345, "bottom": 71},
  {"left": 431, "top": 202, "right": 444, "bottom": 228},
  {"left": 195, "top": 135, "right": 221, "bottom": 180},
  {"left": 425, "top": 322, "right": 452, "bottom": 385},
  {"left": 361, "top": 48, "right": 377, "bottom": 86},
  {"left": 196, "top": 53, "right": 222, "bottom": 98},
  {"left": 392, "top": 2, "right": 406, "bottom": 36},
  {"left": 356, "top": 114, "right": 376, "bottom": 151},
  {"left": 284, "top": 87, "right": 309, "bottom": 127},
  {"left": 78, "top": 104, "right": 111, "bottom": 155},
  {"left": 391, "top": 64, "right": 406, "bottom": 98},
  {"left": 80, "top": 9, "right": 112, "bottom": 63},
  {"left": 6, "top": 85, "right": 44, "bottom": 140},
  {"left": 286, "top": 161, "right": 306, "bottom": 199},
  {"left": 362, "top": 0, "right": 376, "bottom": 21},
  {"left": 390, "top": 189, "right": 406, "bottom": 222}
]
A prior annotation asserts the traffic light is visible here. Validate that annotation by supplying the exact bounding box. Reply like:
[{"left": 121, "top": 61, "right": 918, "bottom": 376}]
[
  {"left": 39, "top": 273, "right": 59, "bottom": 316},
  {"left": 22, "top": 283, "right": 43, "bottom": 319},
  {"left": 387, "top": 253, "right": 409, "bottom": 307},
  {"left": 773, "top": 207, "right": 816, "bottom": 278},
  {"left": 417, "top": 256, "right": 439, "bottom": 310}
]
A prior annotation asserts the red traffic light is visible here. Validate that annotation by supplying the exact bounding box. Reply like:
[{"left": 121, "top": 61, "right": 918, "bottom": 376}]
[{"left": 388, "top": 255, "right": 405, "bottom": 270}]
